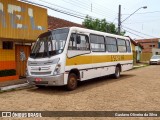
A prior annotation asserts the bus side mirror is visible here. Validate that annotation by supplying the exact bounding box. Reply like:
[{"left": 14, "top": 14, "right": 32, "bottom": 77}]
[{"left": 76, "top": 36, "right": 81, "bottom": 44}]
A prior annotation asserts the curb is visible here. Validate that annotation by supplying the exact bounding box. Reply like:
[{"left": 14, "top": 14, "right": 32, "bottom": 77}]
[
  {"left": 133, "top": 65, "right": 148, "bottom": 69},
  {"left": 0, "top": 83, "right": 30, "bottom": 91}
]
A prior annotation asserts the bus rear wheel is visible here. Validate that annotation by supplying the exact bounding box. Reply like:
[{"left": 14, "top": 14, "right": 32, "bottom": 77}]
[
  {"left": 67, "top": 73, "right": 78, "bottom": 91},
  {"left": 113, "top": 66, "right": 120, "bottom": 79}
]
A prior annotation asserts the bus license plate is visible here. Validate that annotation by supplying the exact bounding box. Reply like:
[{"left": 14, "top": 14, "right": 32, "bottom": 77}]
[{"left": 35, "top": 78, "right": 42, "bottom": 81}]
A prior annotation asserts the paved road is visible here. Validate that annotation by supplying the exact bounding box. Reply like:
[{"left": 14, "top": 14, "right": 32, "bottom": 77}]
[{"left": 0, "top": 65, "right": 160, "bottom": 120}]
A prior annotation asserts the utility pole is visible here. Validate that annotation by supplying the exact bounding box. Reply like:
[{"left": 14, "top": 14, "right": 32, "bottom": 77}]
[
  {"left": 118, "top": 5, "right": 147, "bottom": 35},
  {"left": 118, "top": 5, "right": 121, "bottom": 35}
]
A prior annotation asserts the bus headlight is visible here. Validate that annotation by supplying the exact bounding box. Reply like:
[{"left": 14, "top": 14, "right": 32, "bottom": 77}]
[{"left": 53, "top": 63, "right": 61, "bottom": 75}]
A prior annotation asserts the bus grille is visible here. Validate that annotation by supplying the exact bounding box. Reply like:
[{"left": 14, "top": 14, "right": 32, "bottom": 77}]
[
  {"left": 28, "top": 61, "right": 54, "bottom": 66},
  {"left": 31, "top": 71, "right": 52, "bottom": 75}
]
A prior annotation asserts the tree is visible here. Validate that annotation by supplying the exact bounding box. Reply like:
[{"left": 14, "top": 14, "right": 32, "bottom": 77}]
[{"left": 82, "top": 15, "right": 125, "bottom": 35}]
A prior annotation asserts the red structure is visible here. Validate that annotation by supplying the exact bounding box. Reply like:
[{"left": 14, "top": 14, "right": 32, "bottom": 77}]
[
  {"left": 135, "top": 38, "right": 159, "bottom": 53},
  {"left": 48, "top": 16, "right": 83, "bottom": 30}
]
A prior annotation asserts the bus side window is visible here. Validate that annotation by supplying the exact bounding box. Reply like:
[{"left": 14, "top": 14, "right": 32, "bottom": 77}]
[
  {"left": 68, "top": 33, "right": 90, "bottom": 51},
  {"left": 106, "top": 37, "right": 118, "bottom": 52},
  {"left": 78, "top": 35, "right": 90, "bottom": 50},
  {"left": 68, "top": 33, "right": 90, "bottom": 58},
  {"left": 126, "top": 40, "right": 131, "bottom": 52},
  {"left": 117, "top": 39, "right": 127, "bottom": 52},
  {"left": 90, "top": 34, "right": 105, "bottom": 52}
]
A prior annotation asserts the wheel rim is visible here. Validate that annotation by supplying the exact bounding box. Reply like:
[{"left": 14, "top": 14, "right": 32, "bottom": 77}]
[{"left": 69, "top": 77, "right": 76, "bottom": 88}]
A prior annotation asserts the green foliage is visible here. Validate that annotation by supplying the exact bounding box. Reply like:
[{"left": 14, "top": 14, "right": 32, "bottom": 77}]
[
  {"left": 82, "top": 15, "right": 125, "bottom": 35},
  {"left": 0, "top": 69, "right": 16, "bottom": 77}
]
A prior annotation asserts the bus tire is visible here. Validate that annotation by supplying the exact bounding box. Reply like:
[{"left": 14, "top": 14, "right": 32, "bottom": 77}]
[
  {"left": 113, "top": 66, "right": 120, "bottom": 79},
  {"left": 66, "top": 73, "right": 78, "bottom": 91}
]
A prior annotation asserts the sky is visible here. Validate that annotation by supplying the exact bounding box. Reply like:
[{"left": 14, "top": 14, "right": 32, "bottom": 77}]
[{"left": 25, "top": 0, "right": 160, "bottom": 39}]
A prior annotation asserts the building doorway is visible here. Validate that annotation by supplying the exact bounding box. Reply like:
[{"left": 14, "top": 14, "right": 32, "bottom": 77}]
[{"left": 15, "top": 45, "right": 31, "bottom": 78}]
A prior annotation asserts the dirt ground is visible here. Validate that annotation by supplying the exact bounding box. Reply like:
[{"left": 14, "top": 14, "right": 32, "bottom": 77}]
[{"left": 0, "top": 65, "right": 160, "bottom": 120}]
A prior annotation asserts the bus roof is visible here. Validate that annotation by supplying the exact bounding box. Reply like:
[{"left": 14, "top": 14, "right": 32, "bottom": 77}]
[
  {"left": 49, "top": 26, "right": 130, "bottom": 40},
  {"left": 69, "top": 27, "right": 130, "bottom": 40}
]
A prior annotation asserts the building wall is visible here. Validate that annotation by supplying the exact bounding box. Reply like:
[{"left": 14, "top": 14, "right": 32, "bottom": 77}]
[
  {"left": 0, "top": 0, "right": 47, "bottom": 80},
  {"left": 140, "top": 53, "right": 152, "bottom": 62},
  {"left": 0, "top": 40, "right": 16, "bottom": 70},
  {"left": 131, "top": 43, "right": 135, "bottom": 51},
  {"left": 135, "top": 46, "right": 142, "bottom": 61},
  {"left": 140, "top": 42, "right": 158, "bottom": 53},
  {"left": 152, "top": 48, "right": 160, "bottom": 55},
  {"left": 0, "top": 1, "right": 86, "bottom": 81},
  {"left": 135, "top": 38, "right": 159, "bottom": 61},
  {"left": 0, "top": 0, "right": 48, "bottom": 40},
  {"left": 131, "top": 42, "right": 136, "bottom": 64},
  {"left": 135, "top": 38, "right": 159, "bottom": 53}
]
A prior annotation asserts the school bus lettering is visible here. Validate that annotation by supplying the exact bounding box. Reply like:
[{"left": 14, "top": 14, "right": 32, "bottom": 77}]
[{"left": 111, "top": 55, "right": 125, "bottom": 61}]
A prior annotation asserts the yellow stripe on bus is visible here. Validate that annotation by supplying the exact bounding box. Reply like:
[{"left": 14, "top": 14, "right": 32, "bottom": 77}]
[{"left": 66, "top": 55, "right": 133, "bottom": 66}]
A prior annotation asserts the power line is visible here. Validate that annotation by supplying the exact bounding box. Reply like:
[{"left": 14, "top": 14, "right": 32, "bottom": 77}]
[
  {"left": 20, "top": 0, "right": 114, "bottom": 24},
  {"left": 37, "top": 0, "right": 112, "bottom": 21},
  {"left": 30, "top": 0, "right": 114, "bottom": 23},
  {"left": 122, "top": 11, "right": 160, "bottom": 15},
  {"left": 92, "top": 3, "right": 117, "bottom": 16},
  {"left": 61, "top": 0, "right": 116, "bottom": 20},
  {"left": 122, "top": 18, "right": 160, "bottom": 24},
  {"left": 69, "top": 0, "right": 117, "bottom": 16},
  {"left": 92, "top": 5, "right": 116, "bottom": 18},
  {"left": 21, "top": 0, "right": 150, "bottom": 39},
  {"left": 61, "top": 0, "right": 91, "bottom": 11},
  {"left": 91, "top": 0, "right": 117, "bottom": 14},
  {"left": 20, "top": 0, "right": 85, "bottom": 19},
  {"left": 122, "top": 26, "right": 157, "bottom": 38},
  {"left": 122, "top": 28, "right": 145, "bottom": 38},
  {"left": 38, "top": 0, "right": 87, "bottom": 18}
]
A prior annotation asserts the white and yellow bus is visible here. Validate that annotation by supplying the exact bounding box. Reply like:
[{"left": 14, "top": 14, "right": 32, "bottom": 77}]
[{"left": 27, "top": 27, "right": 133, "bottom": 90}]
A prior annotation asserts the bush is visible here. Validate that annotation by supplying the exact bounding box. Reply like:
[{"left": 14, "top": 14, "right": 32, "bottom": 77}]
[{"left": 0, "top": 69, "right": 16, "bottom": 77}]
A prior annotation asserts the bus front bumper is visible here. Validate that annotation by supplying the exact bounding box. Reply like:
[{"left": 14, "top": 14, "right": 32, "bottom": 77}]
[{"left": 27, "top": 74, "right": 65, "bottom": 86}]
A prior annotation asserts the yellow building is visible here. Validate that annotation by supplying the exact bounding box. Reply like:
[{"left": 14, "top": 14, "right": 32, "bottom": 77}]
[
  {"left": 0, "top": 0, "right": 47, "bottom": 81},
  {"left": 130, "top": 39, "right": 143, "bottom": 63},
  {"left": 130, "top": 39, "right": 137, "bottom": 64},
  {"left": 131, "top": 41, "right": 136, "bottom": 51}
]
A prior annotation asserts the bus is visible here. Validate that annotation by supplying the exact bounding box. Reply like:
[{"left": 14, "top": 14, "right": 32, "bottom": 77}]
[{"left": 26, "top": 27, "right": 133, "bottom": 90}]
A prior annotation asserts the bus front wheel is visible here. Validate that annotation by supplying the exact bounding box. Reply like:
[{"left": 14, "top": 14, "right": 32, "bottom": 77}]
[
  {"left": 67, "top": 73, "right": 78, "bottom": 91},
  {"left": 113, "top": 66, "right": 120, "bottom": 79}
]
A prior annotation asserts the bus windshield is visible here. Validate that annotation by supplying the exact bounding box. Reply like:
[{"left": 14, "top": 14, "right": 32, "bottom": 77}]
[{"left": 30, "top": 28, "right": 69, "bottom": 58}]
